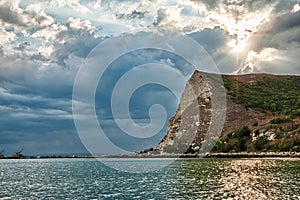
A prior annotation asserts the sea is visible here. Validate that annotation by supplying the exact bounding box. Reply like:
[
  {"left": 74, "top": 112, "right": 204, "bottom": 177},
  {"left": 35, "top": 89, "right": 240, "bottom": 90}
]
[{"left": 0, "top": 158, "right": 299, "bottom": 199}]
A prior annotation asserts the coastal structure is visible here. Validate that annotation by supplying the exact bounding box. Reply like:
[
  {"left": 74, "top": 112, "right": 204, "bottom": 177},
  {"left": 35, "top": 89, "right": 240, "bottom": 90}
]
[
  {"left": 12, "top": 149, "right": 25, "bottom": 159},
  {"left": 0, "top": 150, "right": 4, "bottom": 158}
]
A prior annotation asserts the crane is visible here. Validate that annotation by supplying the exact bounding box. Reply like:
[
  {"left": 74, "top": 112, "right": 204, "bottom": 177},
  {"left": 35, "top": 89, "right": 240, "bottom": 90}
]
[
  {"left": 16, "top": 148, "right": 23, "bottom": 155},
  {"left": 0, "top": 149, "right": 4, "bottom": 158},
  {"left": 13, "top": 148, "right": 24, "bottom": 158}
]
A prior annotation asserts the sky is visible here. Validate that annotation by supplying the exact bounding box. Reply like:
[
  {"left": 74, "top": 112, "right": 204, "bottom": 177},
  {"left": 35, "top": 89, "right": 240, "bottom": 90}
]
[{"left": 0, "top": 0, "right": 300, "bottom": 155}]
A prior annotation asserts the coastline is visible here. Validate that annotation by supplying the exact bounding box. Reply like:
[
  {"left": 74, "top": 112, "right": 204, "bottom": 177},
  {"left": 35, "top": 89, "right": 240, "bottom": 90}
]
[{"left": 1, "top": 152, "right": 300, "bottom": 159}]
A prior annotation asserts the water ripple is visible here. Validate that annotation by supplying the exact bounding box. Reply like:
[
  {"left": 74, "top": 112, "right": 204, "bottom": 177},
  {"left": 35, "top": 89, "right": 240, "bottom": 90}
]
[{"left": 0, "top": 158, "right": 299, "bottom": 199}]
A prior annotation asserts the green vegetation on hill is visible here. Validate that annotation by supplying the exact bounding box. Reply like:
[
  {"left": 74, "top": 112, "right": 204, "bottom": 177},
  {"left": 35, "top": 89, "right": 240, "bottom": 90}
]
[
  {"left": 211, "top": 74, "right": 300, "bottom": 153},
  {"left": 212, "top": 126, "right": 300, "bottom": 153},
  {"left": 213, "top": 126, "right": 251, "bottom": 152},
  {"left": 269, "top": 116, "right": 292, "bottom": 124},
  {"left": 222, "top": 75, "right": 300, "bottom": 115}
]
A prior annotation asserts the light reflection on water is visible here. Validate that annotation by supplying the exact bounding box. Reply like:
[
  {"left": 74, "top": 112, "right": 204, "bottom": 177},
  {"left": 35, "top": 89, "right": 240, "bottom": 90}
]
[
  {"left": 218, "top": 159, "right": 283, "bottom": 199},
  {"left": 171, "top": 158, "right": 300, "bottom": 199},
  {"left": 0, "top": 158, "right": 299, "bottom": 199}
]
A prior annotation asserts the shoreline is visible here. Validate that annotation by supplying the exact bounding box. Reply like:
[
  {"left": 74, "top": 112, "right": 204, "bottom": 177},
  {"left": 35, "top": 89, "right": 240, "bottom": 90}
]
[{"left": 1, "top": 152, "right": 300, "bottom": 159}]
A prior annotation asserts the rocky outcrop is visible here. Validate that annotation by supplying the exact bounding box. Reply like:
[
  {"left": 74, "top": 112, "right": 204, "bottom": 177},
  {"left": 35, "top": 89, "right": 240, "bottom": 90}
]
[
  {"left": 157, "top": 71, "right": 300, "bottom": 153},
  {"left": 156, "top": 71, "right": 226, "bottom": 153}
]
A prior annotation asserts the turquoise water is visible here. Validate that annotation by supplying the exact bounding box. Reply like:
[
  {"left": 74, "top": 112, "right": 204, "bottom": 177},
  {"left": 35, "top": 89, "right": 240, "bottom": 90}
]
[{"left": 0, "top": 158, "right": 299, "bottom": 199}]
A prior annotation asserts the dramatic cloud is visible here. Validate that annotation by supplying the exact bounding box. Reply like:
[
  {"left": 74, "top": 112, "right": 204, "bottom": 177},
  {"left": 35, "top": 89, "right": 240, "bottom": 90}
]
[
  {"left": 0, "top": 0, "right": 54, "bottom": 30},
  {"left": 236, "top": 48, "right": 277, "bottom": 74},
  {"left": 236, "top": 10, "right": 300, "bottom": 74},
  {"left": 0, "top": 0, "right": 299, "bottom": 155}
]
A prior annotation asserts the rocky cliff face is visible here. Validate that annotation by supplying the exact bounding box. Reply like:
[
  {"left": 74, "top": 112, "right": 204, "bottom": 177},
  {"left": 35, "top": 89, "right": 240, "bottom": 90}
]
[
  {"left": 156, "top": 71, "right": 226, "bottom": 153},
  {"left": 157, "top": 71, "right": 300, "bottom": 153}
]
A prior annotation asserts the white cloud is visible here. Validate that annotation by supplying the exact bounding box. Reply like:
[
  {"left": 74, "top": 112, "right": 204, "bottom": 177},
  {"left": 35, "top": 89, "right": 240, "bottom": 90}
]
[
  {"left": 0, "top": 0, "right": 20, "bottom": 10},
  {"left": 0, "top": 0, "right": 250, "bottom": 60},
  {"left": 238, "top": 9, "right": 300, "bottom": 74},
  {"left": 0, "top": 0, "right": 57, "bottom": 58},
  {"left": 0, "top": 0, "right": 54, "bottom": 30},
  {"left": 0, "top": 103, "right": 72, "bottom": 120},
  {"left": 209, "top": 2, "right": 275, "bottom": 52},
  {"left": 32, "top": 24, "right": 67, "bottom": 42},
  {"left": 1, "top": 0, "right": 299, "bottom": 75},
  {"left": 50, "top": 0, "right": 90, "bottom": 13},
  {"left": 24, "top": 4, "right": 55, "bottom": 27},
  {"left": 236, "top": 46, "right": 300, "bottom": 75},
  {"left": 37, "top": 45, "right": 54, "bottom": 58},
  {"left": 0, "top": 27, "right": 16, "bottom": 45},
  {"left": 67, "top": 17, "right": 95, "bottom": 33},
  {"left": 236, "top": 48, "right": 277, "bottom": 74},
  {"left": 156, "top": 6, "right": 183, "bottom": 26}
]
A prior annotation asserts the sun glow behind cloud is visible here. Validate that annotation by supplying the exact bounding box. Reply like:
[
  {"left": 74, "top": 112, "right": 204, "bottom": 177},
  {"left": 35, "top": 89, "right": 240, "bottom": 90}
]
[
  {"left": 236, "top": 48, "right": 277, "bottom": 73},
  {"left": 214, "top": 3, "right": 276, "bottom": 53},
  {"left": 294, "top": 4, "right": 300, "bottom": 12}
]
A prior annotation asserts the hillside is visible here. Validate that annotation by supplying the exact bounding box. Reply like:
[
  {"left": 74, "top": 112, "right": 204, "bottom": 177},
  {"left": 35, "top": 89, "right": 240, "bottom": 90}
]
[{"left": 157, "top": 71, "right": 300, "bottom": 153}]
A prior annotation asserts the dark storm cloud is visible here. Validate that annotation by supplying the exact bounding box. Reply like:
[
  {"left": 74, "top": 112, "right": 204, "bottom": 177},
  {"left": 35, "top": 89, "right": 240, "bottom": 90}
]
[
  {"left": 0, "top": 57, "right": 76, "bottom": 99},
  {"left": 273, "top": 0, "right": 299, "bottom": 13},
  {"left": 267, "top": 11, "right": 300, "bottom": 33},
  {"left": 235, "top": 6, "right": 300, "bottom": 75},
  {"left": 0, "top": 2, "right": 102, "bottom": 155},
  {"left": 249, "top": 11, "right": 300, "bottom": 51},
  {"left": 188, "top": 27, "right": 230, "bottom": 55},
  {"left": 51, "top": 29, "right": 102, "bottom": 67},
  {"left": 154, "top": 8, "right": 167, "bottom": 26},
  {"left": 0, "top": 2, "right": 54, "bottom": 29},
  {"left": 116, "top": 10, "right": 147, "bottom": 20},
  {"left": 0, "top": 5, "right": 27, "bottom": 27},
  {"left": 0, "top": 85, "right": 86, "bottom": 155}
]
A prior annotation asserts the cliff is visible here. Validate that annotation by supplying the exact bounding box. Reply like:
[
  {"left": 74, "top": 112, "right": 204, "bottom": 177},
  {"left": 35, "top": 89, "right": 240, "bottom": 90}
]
[{"left": 157, "top": 71, "right": 300, "bottom": 153}]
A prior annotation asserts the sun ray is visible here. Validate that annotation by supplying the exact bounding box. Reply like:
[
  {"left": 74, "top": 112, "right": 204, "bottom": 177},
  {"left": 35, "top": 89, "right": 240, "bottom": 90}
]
[{"left": 211, "top": 2, "right": 277, "bottom": 53}]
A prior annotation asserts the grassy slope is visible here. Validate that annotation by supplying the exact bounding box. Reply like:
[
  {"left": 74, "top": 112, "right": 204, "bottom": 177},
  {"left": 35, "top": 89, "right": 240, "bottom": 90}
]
[
  {"left": 222, "top": 74, "right": 300, "bottom": 114},
  {"left": 212, "top": 74, "right": 300, "bottom": 153}
]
